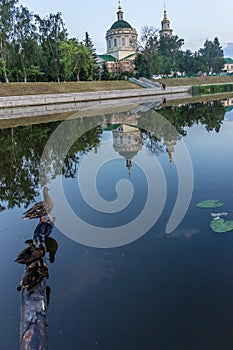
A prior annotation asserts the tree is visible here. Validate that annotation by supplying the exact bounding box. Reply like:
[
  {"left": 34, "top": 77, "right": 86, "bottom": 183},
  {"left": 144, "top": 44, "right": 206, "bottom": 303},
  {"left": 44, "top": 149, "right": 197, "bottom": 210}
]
[
  {"left": 28, "top": 65, "right": 44, "bottom": 82},
  {"left": 35, "top": 12, "right": 67, "bottom": 81},
  {"left": 178, "top": 50, "right": 206, "bottom": 75},
  {"left": 134, "top": 53, "right": 150, "bottom": 77},
  {"left": 0, "top": 0, "right": 18, "bottom": 82},
  {"left": 101, "top": 62, "right": 111, "bottom": 80},
  {"left": 139, "top": 25, "right": 159, "bottom": 51},
  {"left": 60, "top": 38, "right": 93, "bottom": 81},
  {"left": 13, "top": 5, "right": 39, "bottom": 82},
  {"left": 82, "top": 31, "right": 98, "bottom": 80},
  {"left": 135, "top": 26, "right": 163, "bottom": 78},
  {"left": 198, "top": 37, "right": 225, "bottom": 73},
  {"left": 158, "top": 35, "right": 184, "bottom": 74},
  {"left": 135, "top": 26, "right": 185, "bottom": 77}
]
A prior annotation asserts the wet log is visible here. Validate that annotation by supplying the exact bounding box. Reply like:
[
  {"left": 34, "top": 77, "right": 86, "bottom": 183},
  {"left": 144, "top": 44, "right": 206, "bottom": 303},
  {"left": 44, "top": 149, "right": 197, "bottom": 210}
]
[
  {"left": 20, "top": 276, "right": 48, "bottom": 350},
  {"left": 18, "top": 219, "right": 56, "bottom": 349}
]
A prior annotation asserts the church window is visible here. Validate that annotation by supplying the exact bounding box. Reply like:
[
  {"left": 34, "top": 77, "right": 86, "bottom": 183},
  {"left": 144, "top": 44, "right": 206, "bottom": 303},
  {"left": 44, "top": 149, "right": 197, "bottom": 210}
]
[
  {"left": 114, "top": 38, "right": 117, "bottom": 47},
  {"left": 108, "top": 40, "right": 111, "bottom": 49},
  {"left": 122, "top": 38, "right": 125, "bottom": 46}
]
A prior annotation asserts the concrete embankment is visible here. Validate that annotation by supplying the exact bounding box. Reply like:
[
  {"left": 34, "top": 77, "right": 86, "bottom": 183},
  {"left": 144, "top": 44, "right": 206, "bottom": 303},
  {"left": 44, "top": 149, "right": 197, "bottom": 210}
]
[
  {"left": 0, "top": 85, "right": 191, "bottom": 108},
  {"left": 0, "top": 91, "right": 192, "bottom": 123}
]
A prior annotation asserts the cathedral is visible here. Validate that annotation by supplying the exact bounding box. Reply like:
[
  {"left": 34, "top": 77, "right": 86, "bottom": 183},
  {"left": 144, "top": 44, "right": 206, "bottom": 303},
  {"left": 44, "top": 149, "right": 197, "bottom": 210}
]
[{"left": 97, "top": 2, "right": 173, "bottom": 75}]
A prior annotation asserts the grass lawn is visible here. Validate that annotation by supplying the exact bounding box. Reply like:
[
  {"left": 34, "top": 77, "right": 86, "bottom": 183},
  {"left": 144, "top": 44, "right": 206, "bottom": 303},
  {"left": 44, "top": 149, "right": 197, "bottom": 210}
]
[
  {"left": 159, "top": 75, "right": 233, "bottom": 87},
  {"left": 0, "top": 80, "right": 138, "bottom": 97},
  {"left": 0, "top": 76, "right": 233, "bottom": 96}
]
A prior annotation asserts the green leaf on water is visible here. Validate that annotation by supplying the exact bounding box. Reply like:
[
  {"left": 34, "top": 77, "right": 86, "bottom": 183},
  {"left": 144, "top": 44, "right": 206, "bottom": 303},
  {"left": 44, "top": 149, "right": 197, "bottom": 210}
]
[
  {"left": 210, "top": 219, "right": 233, "bottom": 233},
  {"left": 196, "top": 199, "right": 224, "bottom": 208}
]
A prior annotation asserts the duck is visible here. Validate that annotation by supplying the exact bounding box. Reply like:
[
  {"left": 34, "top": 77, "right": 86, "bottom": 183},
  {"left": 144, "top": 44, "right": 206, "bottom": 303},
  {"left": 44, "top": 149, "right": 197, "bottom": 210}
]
[
  {"left": 17, "top": 259, "right": 49, "bottom": 291},
  {"left": 15, "top": 240, "right": 46, "bottom": 265},
  {"left": 22, "top": 186, "right": 54, "bottom": 220}
]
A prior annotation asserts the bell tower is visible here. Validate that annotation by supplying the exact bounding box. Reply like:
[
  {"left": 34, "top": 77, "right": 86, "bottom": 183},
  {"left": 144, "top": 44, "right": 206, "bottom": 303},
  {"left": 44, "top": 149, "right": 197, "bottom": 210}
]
[{"left": 159, "top": 4, "right": 173, "bottom": 38}]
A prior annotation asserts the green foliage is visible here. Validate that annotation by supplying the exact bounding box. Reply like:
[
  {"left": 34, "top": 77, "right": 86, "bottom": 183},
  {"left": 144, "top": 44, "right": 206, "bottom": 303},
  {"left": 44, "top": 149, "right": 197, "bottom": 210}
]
[
  {"left": 196, "top": 199, "right": 224, "bottom": 208},
  {"left": 0, "top": 3, "right": 100, "bottom": 82},
  {"left": 35, "top": 12, "right": 67, "bottom": 82},
  {"left": 135, "top": 29, "right": 225, "bottom": 77},
  {"left": 119, "top": 70, "right": 134, "bottom": 79},
  {"left": 13, "top": 5, "right": 39, "bottom": 82},
  {"left": 210, "top": 219, "right": 233, "bottom": 233},
  {"left": 198, "top": 37, "right": 225, "bottom": 73},
  {"left": 0, "top": 0, "right": 18, "bottom": 82},
  {"left": 196, "top": 198, "right": 233, "bottom": 234},
  {"left": 135, "top": 32, "right": 185, "bottom": 77},
  {"left": 80, "top": 32, "right": 98, "bottom": 81},
  {"left": 60, "top": 39, "right": 93, "bottom": 81},
  {"left": 0, "top": 2, "right": 227, "bottom": 82},
  {"left": 158, "top": 35, "right": 184, "bottom": 73},
  {"left": 134, "top": 53, "right": 150, "bottom": 77},
  {"left": 192, "top": 84, "right": 233, "bottom": 96},
  {"left": 101, "top": 62, "right": 111, "bottom": 80},
  {"left": 28, "top": 65, "right": 44, "bottom": 82}
]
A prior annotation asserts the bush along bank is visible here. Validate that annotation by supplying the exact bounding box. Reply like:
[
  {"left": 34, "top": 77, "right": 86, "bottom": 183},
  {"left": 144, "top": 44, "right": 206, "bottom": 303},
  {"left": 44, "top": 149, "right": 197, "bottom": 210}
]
[{"left": 192, "top": 83, "right": 233, "bottom": 96}]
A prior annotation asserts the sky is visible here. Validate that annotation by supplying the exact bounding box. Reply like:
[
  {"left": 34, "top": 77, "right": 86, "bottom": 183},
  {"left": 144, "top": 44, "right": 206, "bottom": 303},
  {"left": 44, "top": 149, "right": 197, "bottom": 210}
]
[{"left": 20, "top": 0, "right": 233, "bottom": 57}]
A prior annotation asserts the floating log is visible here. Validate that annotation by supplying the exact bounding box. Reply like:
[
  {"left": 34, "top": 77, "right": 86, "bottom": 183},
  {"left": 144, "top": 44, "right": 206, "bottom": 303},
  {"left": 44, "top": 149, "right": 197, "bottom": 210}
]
[
  {"left": 18, "top": 217, "right": 56, "bottom": 349},
  {"left": 20, "top": 268, "right": 48, "bottom": 350}
]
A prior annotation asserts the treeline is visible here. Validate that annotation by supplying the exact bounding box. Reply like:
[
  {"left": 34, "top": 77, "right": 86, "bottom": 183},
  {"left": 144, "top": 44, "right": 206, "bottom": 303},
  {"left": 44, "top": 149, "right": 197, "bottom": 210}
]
[
  {"left": 134, "top": 26, "right": 225, "bottom": 78},
  {"left": 0, "top": 1, "right": 226, "bottom": 82},
  {"left": 0, "top": 0, "right": 99, "bottom": 82}
]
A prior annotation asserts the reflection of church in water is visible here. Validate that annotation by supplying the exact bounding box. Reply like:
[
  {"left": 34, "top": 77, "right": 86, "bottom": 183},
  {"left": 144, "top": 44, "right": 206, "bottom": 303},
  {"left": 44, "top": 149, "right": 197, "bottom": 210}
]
[
  {"left": 110, "top": 120, "right": 178, "bottom": 174},
  {"left": 164, "top": 138, "right": 177, "bottom": 168},
  {"left": 112, "top": 123, "right": 142, "bottom": 176}
]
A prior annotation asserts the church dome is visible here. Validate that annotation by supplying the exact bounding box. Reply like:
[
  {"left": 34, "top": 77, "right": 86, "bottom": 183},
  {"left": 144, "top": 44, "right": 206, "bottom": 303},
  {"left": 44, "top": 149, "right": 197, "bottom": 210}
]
[
  {"left": 110, "top": 20, "right": 132, "bottom": 30},
  {"left": 105, "top": 3, "right": 138, "bottom": 61}
]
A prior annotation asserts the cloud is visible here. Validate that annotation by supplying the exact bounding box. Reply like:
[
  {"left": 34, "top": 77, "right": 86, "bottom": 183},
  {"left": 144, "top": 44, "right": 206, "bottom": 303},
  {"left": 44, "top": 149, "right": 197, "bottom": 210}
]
[{"left": 223, "top": 42, "right": 233, "bottom": 58}]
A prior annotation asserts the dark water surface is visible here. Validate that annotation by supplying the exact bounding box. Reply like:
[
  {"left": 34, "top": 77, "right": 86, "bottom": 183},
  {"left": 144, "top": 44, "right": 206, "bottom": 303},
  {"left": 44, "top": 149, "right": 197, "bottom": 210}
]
[{"left": 1, "top": 98, "right": 233, "bottom": 349}]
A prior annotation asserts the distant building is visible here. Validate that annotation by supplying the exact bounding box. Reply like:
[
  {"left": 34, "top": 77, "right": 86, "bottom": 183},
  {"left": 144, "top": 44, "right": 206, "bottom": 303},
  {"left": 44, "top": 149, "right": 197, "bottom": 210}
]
[
  {"left": 222, "top": 97, "right": 233, "bottom": 109},
  {"left": 97, "top": 1, "right": 138, "bottom": 76},
  {"left": 223, "top": 58, "right": 233, "bottom": 74},
  {"left": 159, "top": 4, "right": 173, "bottom": 38},
  {"left": 97, "top": 2, "right": 173, "bottom": 75}
]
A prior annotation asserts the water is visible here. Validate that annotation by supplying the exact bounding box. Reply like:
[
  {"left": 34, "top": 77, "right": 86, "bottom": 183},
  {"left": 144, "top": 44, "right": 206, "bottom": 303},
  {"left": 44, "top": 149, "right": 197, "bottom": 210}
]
[{"left": 1, "top": 97, "right": 233, "bottom": 349}]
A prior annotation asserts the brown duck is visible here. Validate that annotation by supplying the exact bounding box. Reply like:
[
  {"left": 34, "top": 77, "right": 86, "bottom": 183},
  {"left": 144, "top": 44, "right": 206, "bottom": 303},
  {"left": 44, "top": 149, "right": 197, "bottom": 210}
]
[
  {"left": 22, "top": 186, "right": 54, "bottom": 220},
  {"left": 15, "top": 240, "right": 46, "bottom": 265},
  {"left": 17, "top": 259, "right": 49, "bottom": 291}
]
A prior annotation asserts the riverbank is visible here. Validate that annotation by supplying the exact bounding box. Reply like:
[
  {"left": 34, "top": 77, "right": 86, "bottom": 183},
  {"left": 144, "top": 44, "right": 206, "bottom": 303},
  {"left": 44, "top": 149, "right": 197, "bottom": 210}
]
[
  {"left": 0, "top": 76, "right": 233, "bottom": 97},
  {"left": 0, "top": 85, "right": 191, "bottom": 108}
]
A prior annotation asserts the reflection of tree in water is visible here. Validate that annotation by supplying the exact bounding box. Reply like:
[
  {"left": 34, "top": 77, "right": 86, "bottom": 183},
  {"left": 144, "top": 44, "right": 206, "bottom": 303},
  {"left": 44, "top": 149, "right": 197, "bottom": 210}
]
[
  {"left": 0, "top": 117, "right": 102, "bottom": 212},
  {"left": 158, "top": 100, "right": 225, "bottom": 133},
  {"left": 0, "top": 100, "right": 226, "bottom": 212},
  {"left": 138, "top": 100, "right": 225, "bottom": 156},
  {"left": 138, "top": 109, "right": 181, "bottom": 156},
  {"left": 63, "top": 123, "right": 102, "bottom": 179}
]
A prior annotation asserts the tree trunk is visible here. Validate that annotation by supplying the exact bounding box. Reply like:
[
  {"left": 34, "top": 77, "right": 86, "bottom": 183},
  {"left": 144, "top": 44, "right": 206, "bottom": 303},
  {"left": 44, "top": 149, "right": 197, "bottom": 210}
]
[
  {"left": 20, "top": 279, "right": 48, "bottom": 350},
  {"left": 3, "top": 60, "right": 9, "bottom": 83}
]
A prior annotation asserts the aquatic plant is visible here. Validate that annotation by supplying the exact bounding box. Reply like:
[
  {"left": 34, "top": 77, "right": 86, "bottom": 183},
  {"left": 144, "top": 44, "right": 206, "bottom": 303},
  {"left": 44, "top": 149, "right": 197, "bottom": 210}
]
[
  {"left": 196, "top": 199, "right": 224, "bottom": 208},
  {"left": 210, "top": 218, "right": 233, "bottom": 233},
  {"left": 196, "top": 199, "right": 233, "bottom": 233}
]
